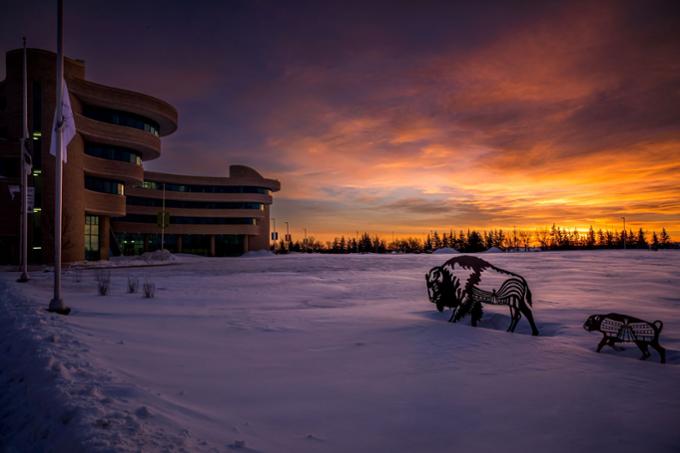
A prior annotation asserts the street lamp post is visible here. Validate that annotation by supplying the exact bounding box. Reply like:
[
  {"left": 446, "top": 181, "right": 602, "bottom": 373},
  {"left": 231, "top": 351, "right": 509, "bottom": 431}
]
[
  {"left": 161, "top": 182, "right": 166, "bottom": 250},
  {"left": 621, "top": 216, "right": 626, "bottom": 250}
]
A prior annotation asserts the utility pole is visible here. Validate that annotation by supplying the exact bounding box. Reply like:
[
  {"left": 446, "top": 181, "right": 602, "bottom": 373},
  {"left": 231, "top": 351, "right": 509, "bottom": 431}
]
[
  {"left": 621, "top": 216, "right": 626, "bottom": 250},
  {"left": 161, "top": 182, "right": 166, "bottom": 250},
  {"left": 17, "top": 37, "right": 30, "bottom": 283}
]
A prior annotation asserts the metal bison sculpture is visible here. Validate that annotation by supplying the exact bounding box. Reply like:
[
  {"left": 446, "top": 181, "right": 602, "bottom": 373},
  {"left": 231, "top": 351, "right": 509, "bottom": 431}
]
[
  {"left": 425, "top": 256, "right": 539, "bottom": 336},
  {"left": 584, "top": 313, "right": 666, "bottom": 363}
]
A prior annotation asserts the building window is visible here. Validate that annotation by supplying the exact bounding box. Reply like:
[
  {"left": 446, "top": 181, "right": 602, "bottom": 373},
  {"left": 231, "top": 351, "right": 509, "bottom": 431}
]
[
  {"left": 125, "top": 196, "right": 263, "bottom": 210},
  {"left": 85, "top": 175, "right": 125, "bottom": 195},
  {"left": 85, "top": 142, "right": 142, "bottom": 166},
  {"left": 84, "top": 215, "right": 100, "bottom": 260},
  {"left": 141, "top": 180, "right": 270, "bottom": 194},
  {"left": 118, "top": 214, "right": 256, "bottom": 225},
  {"left": 82, "top": 105, "right": 160, "bottom": 136}
]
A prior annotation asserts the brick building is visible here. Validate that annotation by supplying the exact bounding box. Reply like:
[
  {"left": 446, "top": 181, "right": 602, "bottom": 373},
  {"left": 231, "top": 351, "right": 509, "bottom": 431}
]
[{"left": 0, "top": 48, "right": 279, "bottom": 263}]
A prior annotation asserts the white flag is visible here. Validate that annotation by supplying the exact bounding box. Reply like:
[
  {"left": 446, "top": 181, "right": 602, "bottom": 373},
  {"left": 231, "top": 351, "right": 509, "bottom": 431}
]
[{"left": 49, "top": 79, "right": 76, "bottom": 163}]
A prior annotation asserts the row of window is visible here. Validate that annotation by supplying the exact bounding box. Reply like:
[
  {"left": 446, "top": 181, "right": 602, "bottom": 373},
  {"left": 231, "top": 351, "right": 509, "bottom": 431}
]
[
  {"left": 117, "top": 214, "right": 257, "bottom": 225},
  {"left": 85, "top": 143, "right": 142, "bottom": 166},
  {"left": 85, "top": 175, "right": 125, "bottom": 195},
  {"left": 125, "top": 196, "right": 263, "bottom": 210},
  {"left": 116, "top": 233, "right": 245, "bottom": 257},
  {"left": 83, "top": 105, "right": 160, "bottom": 137},
  {"left": 142, "top": 180, "right": 270, "bottom": 194}
]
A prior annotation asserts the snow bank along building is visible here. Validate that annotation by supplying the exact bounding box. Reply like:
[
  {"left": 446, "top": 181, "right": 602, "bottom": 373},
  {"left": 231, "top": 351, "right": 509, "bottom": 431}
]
[{"left": 0, "top": 48, "right": 280, "bottom": 263}]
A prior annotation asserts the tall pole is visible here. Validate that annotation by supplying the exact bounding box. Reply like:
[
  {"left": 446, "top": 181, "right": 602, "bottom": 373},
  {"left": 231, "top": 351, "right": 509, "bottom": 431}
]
[
  {"left": 49, "top": 0, "right": 69, "bottom": 314},
  {"left": 622, "top": 216, "right": 626, "bottom": 250},
  {"left": 18, "top": 37, "right": 30, "bottom": 283},
  {"left": 161, "top": 182, "right": 165, "bottom": 250},
  {"left": 285, "top": 221, "right": 290, "bottom": 251}
]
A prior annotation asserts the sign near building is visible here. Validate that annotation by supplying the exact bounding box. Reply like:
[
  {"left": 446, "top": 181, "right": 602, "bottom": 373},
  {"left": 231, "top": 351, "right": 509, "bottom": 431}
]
[
  {"left": 8, "top": 185, "right": 20, "bottom": 200},
  {"left": 157, "top": 211, "right": 170, "bottom": 228},
  {"left": 7, "top": 186, "right": 34, "bottom": 212},
  {"left": 271, "top": 232, "right": 279, "bottom": 240},
  {"left": 285, "top": 234, "right": 292, "bottom": 242}
]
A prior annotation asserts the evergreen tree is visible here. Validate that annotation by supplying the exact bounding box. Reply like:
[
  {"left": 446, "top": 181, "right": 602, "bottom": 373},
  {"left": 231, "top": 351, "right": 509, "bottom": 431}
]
[
  {"left": 636, "top": 228, "right": 647, "bottom": 249},
  {"left": 496, "top": 229, "right": 506, "bottom": 248},
  {"left": 484, "top": 231, "right": 493, "bottom": 249},
  {"left": 424, "top": 234, "right": 433, "bottom": 252},
  {"left": 586, "top": 226, "right": 596, "bottom": 249},
  {"left": 604, "top": 231, "right": 613, "bottom": 248},
  {"left": 660, "top": 228, "right": 671, "bottom": 248},
  {"left": 651, "top": 231, "right": 660, "bottom": 250},
  {"left": 432, "top": 231, "right": 442, "bottom": 249},
  {"left": 467, "top": 231, "right": 485, "bottom": 252}
]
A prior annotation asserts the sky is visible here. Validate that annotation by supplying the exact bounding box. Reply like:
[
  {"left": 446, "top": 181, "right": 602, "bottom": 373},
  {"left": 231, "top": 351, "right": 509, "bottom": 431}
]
[{"left": 2, "top": 0, "right": 679, "bottom": 241}]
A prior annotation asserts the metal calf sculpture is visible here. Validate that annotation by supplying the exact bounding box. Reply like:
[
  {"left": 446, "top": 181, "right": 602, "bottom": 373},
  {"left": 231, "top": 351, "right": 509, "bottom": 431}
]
[
  {"left": 583, "top": 313, "right": 666, "bottom": 363},
  {"left": 425, "top": 256, "right": 539, "bottom": 335}
]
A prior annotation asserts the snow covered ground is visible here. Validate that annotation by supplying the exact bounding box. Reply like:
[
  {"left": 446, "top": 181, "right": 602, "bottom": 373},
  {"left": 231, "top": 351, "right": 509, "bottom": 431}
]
[{"left": 1, "top": 251, "right": 679, "bottom": 452}]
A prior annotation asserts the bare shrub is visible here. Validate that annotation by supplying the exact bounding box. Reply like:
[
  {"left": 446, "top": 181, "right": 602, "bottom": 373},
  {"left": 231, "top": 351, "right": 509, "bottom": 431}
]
[
  {"left": 127, "top": 276, "right": 139, "bottom": 294},
  {"left": 143, "top": 280, "right": 155, "bottom": 299},
  {"left": 95, "top": 270, "right": 111, "bottom": 296}
]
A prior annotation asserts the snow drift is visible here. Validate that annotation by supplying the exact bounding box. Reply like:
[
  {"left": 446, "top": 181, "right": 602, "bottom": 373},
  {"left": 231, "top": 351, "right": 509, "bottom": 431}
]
[
  {"left": 1, "top": 251, "right": 679, "bottom": 452},
  {"left": 432, "top": 247, "right": 459, "bottom": 254}
]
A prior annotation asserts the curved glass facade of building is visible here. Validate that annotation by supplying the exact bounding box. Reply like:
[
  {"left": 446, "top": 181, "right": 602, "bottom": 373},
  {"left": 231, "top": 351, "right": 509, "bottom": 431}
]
[
  {"left": 85, "top": 142, "right": 142, "bottom": 165},
  {"left": 142, "top": 180, "right": 270, "bottom": 194},
  {"left": 126, "top": 196, "right": 263, "bottom": 210},
  {"left": 85, "top": 175, "right": 125, "bottom": 195},
  {"left": 83, "top": 105, "right": 160, "bottom": 136},
  {"left": 118, "top": 214, "right": 256, "bottom": 225}
]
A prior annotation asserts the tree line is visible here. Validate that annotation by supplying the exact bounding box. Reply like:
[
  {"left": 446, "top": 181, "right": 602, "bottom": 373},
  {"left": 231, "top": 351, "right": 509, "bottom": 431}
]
[{"left": 272, "top": 225, "right": 676, "bottom": 254}]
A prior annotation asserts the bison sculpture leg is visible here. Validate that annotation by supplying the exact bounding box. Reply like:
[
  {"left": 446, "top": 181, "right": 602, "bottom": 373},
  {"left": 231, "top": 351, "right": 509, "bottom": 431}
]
[
  {"left": 448, "top": 308, "right": 457, "bottom": 323},
  {"left": 634, "top": 341, "right": 652, "bottom": 361},
  {"left": 506, "top": 306, "right": 516, "bottom": 332},
  {"left": 596, "top": 336, "right": 609, "bottom": 352},
  {"left": 509, "top": 311, "right": 522, "bottom": 333},
  {"left": 650, "top": 339, "right": 666, "bottom": 364},
  {"left": 470, "top": 302, "right": 483, "bottom": 327},
  {"left": 518, "top": 304, "right": 540, "bottom": 336}
]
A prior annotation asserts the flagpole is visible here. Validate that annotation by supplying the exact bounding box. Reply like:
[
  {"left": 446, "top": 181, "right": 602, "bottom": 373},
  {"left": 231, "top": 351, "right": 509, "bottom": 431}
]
[
  {"left": 161, "top": 182, "right": 165, "bottom": 250},
  {"left": 48, "top": 0, "right": 69, "bottom": 314},
  {"left": 17, "top": 37, "right": 30, "bottom": 283}
]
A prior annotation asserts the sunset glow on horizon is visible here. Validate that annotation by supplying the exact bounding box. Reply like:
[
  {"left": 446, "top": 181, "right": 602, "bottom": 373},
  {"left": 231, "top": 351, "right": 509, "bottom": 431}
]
[{"left": 3, "top": 0, "right": 678, "bottom": 242}]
